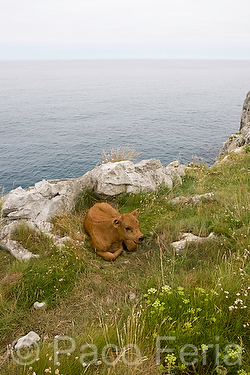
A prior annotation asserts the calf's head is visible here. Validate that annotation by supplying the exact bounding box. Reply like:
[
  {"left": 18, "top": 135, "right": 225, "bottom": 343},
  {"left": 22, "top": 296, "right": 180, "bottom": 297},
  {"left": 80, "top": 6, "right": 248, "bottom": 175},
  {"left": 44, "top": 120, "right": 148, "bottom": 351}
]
[{"left": 112, "top": 209, "right": 144, "bottom": 243}]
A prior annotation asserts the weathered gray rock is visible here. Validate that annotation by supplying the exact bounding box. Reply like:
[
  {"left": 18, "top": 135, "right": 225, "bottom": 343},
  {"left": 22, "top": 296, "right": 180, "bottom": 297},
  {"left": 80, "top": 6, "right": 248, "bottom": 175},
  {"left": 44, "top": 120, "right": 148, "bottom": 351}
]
[
  {"left": 0, "top": 239, "right": 39, "bottom": 261},
  {"left": 91, "top": 159, "right": 185, "bottom": 197},
  {"left": 128, "top": 291, "right": 136, "bottom": 300},
  {"left": 170, "top": 193, "right": 214, "bottom": 205},
  {"left": 0, "top": 221, "right": 19, "bottom": 240},
  {"left": 166, "top": 160, "right": 186, "bottom": 181},
  {"left": 219, "top": 128, "right": 250, "bottom": 158},
  {"left": 219, "top": 91, "right": 250, "bottom": 158},
  {"left": 171, "top": 232, "right": 216, "bottom": 254},
  {"left": 14, "top": 331, "right": 40, "bottom": 350},
  {"left": 33, "top": 301, "right": 47, "bottom": 310},
  {"left": 1, "top": 173, "right": 92, "bottom": 224}
]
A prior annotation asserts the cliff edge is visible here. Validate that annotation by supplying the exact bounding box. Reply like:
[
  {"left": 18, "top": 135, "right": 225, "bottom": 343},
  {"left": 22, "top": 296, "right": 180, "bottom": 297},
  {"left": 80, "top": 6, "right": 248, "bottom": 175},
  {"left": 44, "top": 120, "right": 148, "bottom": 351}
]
[{"left": 219, "top": 90, "right": 250, "bottom": 157}]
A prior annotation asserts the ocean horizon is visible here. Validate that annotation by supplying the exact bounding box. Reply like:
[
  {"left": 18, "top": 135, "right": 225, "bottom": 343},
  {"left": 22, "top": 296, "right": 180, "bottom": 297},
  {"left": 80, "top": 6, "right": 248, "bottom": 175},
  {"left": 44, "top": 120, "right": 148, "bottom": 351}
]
[{"left": 1, "top": 59, "right": 250, "bottom": 193}]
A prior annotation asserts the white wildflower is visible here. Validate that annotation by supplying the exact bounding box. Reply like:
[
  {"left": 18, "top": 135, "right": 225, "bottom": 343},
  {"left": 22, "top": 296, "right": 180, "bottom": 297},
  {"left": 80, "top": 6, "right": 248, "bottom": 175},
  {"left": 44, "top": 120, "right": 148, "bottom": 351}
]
[
  {"left": 148, "top": 288, "right": 157, "bottom": 294},
  {"left": 162, "top": 285, "right": 172, "bottom": 293}
]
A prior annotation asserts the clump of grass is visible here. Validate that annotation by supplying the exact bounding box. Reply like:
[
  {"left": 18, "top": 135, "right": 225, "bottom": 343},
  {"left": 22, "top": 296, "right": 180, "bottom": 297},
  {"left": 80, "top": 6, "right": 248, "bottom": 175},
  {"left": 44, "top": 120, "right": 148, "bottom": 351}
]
[
  {"left": 101, "top": 147, "right": 142, "bottom": 164},
  {"left": 74, "top": 189, "right": 100, "bottom": 213},
  {"left": 11, "top": 224, "right": 54, "bottom": 255},
  {"left": 7, "top": 248, "right": 85, "bottom": 310}
]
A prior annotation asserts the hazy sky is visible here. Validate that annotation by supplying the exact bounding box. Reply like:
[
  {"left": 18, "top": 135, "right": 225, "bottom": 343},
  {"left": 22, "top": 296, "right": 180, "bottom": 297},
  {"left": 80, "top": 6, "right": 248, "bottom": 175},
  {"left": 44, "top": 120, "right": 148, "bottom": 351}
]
[{"left": 0, "top": 0, "right": 250, "bottom": 59}]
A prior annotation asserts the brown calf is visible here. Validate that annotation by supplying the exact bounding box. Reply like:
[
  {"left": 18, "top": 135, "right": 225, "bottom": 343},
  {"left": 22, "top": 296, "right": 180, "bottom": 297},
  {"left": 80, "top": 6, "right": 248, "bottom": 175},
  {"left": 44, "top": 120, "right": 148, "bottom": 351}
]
[{"left": 84, "top": 202, "right": 144, "bottom": 261}]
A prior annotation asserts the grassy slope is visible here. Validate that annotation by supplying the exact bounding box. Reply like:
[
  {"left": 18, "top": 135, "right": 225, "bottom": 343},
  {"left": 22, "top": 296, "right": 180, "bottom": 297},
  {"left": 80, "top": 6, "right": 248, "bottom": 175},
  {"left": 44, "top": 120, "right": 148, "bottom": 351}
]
[{"left": 0, "top": 152, "right": 250, "bottom": 374}]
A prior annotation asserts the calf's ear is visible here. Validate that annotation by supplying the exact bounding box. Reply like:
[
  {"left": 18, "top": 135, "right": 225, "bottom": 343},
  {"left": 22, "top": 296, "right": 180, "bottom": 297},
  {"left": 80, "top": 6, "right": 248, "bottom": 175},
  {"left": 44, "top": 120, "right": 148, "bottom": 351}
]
[
  {"left": 112, "top": 218, "right": 120, "bottom": 228},
  {"left": 131, "top": 208, "right": 140, "bottom": 217}
]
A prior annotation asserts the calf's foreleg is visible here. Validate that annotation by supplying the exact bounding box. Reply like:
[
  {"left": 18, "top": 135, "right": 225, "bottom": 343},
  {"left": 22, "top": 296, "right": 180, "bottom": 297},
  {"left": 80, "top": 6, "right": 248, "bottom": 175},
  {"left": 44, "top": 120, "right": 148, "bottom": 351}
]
[{"left": 123, "top": 240, "right": 137, "bottom": 252}]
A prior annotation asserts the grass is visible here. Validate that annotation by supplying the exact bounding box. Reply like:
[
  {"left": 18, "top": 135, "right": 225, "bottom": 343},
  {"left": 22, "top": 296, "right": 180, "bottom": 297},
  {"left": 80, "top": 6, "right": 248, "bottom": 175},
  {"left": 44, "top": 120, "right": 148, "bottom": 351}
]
[
  {"left": 100, "top": 147, "right": 142, "bottom": 164},
  {"left": 0, "top": 152, "right": 250, "bottom": 374}
]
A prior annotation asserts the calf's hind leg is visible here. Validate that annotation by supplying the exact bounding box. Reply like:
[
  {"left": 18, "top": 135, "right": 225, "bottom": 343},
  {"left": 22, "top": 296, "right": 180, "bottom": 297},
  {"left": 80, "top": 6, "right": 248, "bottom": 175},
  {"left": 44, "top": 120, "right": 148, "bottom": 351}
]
[{"left": 96, "top": 248, "right": 123, "bottom": 261}]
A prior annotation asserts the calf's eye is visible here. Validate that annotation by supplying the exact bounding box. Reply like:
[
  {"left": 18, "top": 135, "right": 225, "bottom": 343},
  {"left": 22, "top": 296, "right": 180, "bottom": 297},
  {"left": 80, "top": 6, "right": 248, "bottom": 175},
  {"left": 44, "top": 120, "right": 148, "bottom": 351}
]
[{"left": 125, "top": 227, "right": 131, "bottom": 231}]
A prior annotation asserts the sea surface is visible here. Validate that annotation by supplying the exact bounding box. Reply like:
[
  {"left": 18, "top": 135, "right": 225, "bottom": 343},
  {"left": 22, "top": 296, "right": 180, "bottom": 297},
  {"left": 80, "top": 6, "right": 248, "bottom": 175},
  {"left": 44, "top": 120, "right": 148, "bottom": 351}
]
[{"left": 1, "top": 59, "right": 250, "bottom": 193}]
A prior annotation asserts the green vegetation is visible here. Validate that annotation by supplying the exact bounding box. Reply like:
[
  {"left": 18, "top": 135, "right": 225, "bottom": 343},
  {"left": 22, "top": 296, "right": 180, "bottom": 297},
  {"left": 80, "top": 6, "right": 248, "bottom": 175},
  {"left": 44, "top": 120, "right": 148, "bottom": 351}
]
[{"left": 0, "top": 152, "right": 250, "bottom": 374}]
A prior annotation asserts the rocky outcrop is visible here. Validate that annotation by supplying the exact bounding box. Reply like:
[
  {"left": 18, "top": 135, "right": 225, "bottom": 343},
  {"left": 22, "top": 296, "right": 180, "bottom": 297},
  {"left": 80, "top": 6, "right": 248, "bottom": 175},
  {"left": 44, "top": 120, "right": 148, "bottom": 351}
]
[
  {"left": 90, "top": 159, "right": 186, "bottom": 197},
  {"left": 219, "top": 91, "right": 250, "bottom": 158},
  {"left": 0, "top": 159, "right": 186, "bottom": 260},
  {"left": 1, "top": 159, "right": 185, "bottom": 227},
  {"left": 1, "top": 173, "right": 92, "bottom": 225}
]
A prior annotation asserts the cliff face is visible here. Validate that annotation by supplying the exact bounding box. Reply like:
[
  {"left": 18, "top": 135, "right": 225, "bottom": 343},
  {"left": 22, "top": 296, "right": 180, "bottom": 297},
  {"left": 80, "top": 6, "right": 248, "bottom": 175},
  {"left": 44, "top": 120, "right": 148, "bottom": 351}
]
[
  {"left": 219, "top": 91, "right": 250, "bottom": 157},
  {"left": 240, "top": 90, "right": 250, "bottom": 130}
]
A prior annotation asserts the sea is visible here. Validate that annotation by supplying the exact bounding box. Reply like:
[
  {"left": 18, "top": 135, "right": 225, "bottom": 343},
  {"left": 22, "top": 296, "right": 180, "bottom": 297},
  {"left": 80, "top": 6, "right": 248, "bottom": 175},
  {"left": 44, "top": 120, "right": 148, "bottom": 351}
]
[{"left": 1, "top": 59, "right": 250, "bottom": 194}]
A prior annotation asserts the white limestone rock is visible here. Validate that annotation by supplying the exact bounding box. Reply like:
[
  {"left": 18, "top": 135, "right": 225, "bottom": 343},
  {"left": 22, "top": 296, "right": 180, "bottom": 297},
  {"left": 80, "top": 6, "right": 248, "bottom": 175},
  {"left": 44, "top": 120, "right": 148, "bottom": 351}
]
[
  {"left": 128, "top": 291, "right": 136, "bottom": 300},
  {"left": 0, "top": 221, "right": 19, "bottom": 240},
  {"left": 90, "top": 159, "right": 185, "bottom": 197},
  {"left": 33, "top": 301, "right": 47, "bottom": 310},
  {"left": 167, "top": 160, "right": 186, "bottom": 176},
  {"left": 171, "top": 232, "right": 216, "bottom": 254},
  {"left": 1, "top": 173, "right": 92, "bottom": 224},
  {"left": 14, "top": 331, "right": 40, "bottom": 350},
  {"left": 0, "top": 239, "right": 39, "bottom": 261}
]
